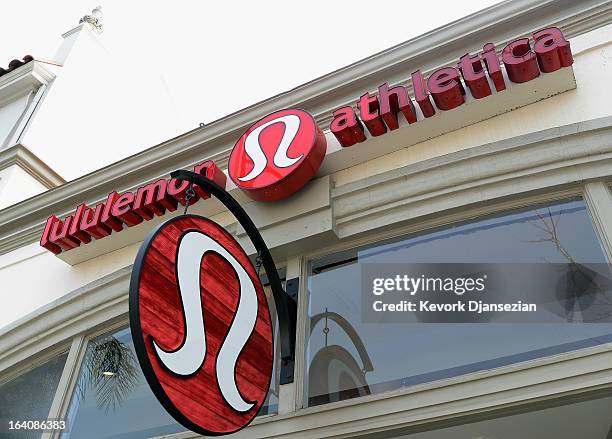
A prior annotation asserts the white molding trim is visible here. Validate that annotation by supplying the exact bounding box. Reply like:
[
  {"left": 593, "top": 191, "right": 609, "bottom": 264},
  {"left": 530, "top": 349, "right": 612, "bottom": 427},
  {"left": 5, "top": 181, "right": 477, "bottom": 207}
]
[
  {"left": 583, "top": 182, "right": 612, "bottom": 263},
  {"left": 0, "top": 61, "right": 55, "bottom": 106},
  {"left": 0, "top": 266, "right": 131, "bottom": 374},
  {"left": 0, "top": 143, "right": 65, "bottom": 188},
  {"left": 44, "top": 335, "right": 87, "bottom": 439}
]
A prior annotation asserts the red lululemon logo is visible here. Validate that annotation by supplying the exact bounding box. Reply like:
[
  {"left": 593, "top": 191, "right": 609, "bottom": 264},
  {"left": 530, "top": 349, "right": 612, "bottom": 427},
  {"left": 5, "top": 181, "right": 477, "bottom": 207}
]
[
  {"left": 228, "top": 108, "right": 327, "bottom": 202},
  {"left": 129, "top": 215, "right": 273, "bottom": 436}
]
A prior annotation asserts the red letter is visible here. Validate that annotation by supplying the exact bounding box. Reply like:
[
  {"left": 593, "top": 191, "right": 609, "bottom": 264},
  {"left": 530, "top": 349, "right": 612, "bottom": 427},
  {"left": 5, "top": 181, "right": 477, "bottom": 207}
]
[
  {"left": 193, "top": 161, "right": 227, "bottom": 200},
  {"left": 80, "top": 203, "right": 112, "bottom": 239},
  {"left": 49, "top": 215, "right": 81, "bottom": 251},
  {"left": 111, "top": 192, "right": 143, "bottom": 227},
  {"left": 458, "top": 53, "right": 491, "bottom": 99},
  {"left": 378, "top": 82, "right": 417, "bottom": 130},
  {"left": 330, "top": 106, "right": 366, "bottom": 147},
  {"left": 168, "top": 178, "right": 193, "bottom": 206},
  {"left": 67, "top": 204, "right": 92, "bottom": 244},
  {"left": 532, "top": 27, "right": 573, "bottom": 73},
  {"left": 482, "top": 43, "right": 506, "bottom": 92},
  {"left": 427, "top": 67, "right": 465, "bottom": 111},
  {"left": 502, "top": 38, "right": 540, "bottom": 83},
  {"left": 358, "top": 92, "right": 386, "bottom": 136},
  {"left": 133, "top": 179, "right": 172, "bottom": 219},
  {"left": 101, "top": 192, "right": 124, "bottom": 232},
  {"left": 411, "top": 70, "right": 435, "bottom": 118},
  {"left": 40, "top": 216, "right": 62, "bottom": 254}
]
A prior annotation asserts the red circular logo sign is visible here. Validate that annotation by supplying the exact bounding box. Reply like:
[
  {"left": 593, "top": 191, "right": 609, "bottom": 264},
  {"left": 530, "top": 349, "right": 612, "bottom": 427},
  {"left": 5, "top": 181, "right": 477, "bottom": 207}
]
[
  {"left": 228, "top": 108, "right": 327, "bottom": 202},
  {"left": 129, "top": 215, "right": 273, "bottom": 436}
]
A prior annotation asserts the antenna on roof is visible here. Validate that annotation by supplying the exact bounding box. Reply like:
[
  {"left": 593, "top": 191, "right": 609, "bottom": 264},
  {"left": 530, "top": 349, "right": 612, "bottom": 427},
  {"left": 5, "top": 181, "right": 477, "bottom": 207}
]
[{"left": 79, "top": 6, "right": 103, "bottom": 34}]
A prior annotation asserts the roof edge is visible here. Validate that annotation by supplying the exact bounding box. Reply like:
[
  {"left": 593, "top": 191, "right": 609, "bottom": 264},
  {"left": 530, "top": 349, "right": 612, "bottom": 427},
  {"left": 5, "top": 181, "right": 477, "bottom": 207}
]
[{"left": 0, "top": 143, "right": 66, "bottom": 188}]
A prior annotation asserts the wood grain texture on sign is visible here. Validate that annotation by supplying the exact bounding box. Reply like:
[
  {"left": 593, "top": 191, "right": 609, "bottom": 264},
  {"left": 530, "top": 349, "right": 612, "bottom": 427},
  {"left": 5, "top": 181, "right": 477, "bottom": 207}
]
[{"left": 130, "top": 215, "right": 273, "bottom": 436}]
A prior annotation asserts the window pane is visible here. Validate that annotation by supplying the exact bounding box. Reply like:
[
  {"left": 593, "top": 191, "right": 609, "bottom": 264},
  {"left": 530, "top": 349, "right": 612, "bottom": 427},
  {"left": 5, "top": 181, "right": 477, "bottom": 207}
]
[
  {"left": 62, "top": 327, "right": 184, "bottom": 439},
  {"left": 0, "top": 353, "right": 68, "bottom": 439},
  {"left": 306, "top": 198, "right": 612, "bottom": 406}
]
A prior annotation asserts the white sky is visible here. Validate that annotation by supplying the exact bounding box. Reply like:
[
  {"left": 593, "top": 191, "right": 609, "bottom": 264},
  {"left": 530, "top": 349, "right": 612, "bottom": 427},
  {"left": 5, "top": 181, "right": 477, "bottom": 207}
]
[{"left": 0, "top": 1, "right": 502, "bottom": 134}]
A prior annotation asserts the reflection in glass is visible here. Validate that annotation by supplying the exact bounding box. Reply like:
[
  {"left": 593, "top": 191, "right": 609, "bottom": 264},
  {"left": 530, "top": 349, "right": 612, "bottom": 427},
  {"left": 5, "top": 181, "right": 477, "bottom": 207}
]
[
  {"left": 308, "top": 309, "right": 373, "bottom": 404},
  {"left": 0, "top": 353, "right": 68, "bottom": 439},
  {"left": 306, "top": 198, "right": 612, "bottom": 407},
  {"left": 63, "top": 327, "right": 185, "bottom": 439},
  {"left": 74, "top": 336, "right": 140, "bottom": 413}
]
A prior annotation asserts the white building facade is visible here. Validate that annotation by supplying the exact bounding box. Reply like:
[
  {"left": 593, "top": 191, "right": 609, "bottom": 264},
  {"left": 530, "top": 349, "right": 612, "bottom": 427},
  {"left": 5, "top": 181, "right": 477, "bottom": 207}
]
[{"left": 2, "top": 0, "right": 612, "bottom": 437}]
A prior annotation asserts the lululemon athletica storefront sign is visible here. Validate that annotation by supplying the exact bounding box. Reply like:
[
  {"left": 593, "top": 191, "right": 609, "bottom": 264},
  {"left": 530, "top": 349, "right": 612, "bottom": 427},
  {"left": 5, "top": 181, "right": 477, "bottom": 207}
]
[{"left": 39, "top": 27, "right": 574, "bottom": 257}]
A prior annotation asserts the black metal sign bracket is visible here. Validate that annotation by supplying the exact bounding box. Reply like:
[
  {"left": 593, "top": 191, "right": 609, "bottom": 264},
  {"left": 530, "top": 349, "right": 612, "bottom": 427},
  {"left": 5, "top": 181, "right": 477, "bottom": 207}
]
[{"left": 171, "top": 169, "right": 297, "bottom": 385}]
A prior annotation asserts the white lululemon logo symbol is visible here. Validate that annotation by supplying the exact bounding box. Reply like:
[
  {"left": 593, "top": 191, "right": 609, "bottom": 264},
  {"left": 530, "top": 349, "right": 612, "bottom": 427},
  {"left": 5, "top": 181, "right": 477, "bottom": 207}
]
[
  {"left": 152, "top": 231, "right": 258, "bottom": 412},
  {"left": 237, "top": 114, "right": 303, "bottom": 182},
  {"left": 131, "top": 215, "right": 273, "bottom": 435}
]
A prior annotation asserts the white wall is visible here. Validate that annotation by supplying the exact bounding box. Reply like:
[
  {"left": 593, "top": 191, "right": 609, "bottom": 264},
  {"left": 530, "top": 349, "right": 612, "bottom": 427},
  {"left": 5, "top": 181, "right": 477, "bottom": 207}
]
[
  {"left": 0, "top": 165, "right": 47, "bottom": 210},
  {"left": 21, "top": 25, "right": 182, "bottom": 181},
  {"left": 0, "top": 92, "right": 32, "bottom": 147},
  {"left": 0, "top": 241, "right": 139, "bottom": 329}
]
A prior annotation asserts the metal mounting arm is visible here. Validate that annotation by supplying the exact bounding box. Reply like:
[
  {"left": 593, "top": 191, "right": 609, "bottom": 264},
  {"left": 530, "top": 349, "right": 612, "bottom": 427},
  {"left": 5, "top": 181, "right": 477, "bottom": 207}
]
[{"left": 171, "top": 169, "right": 297, "bottom": 384}]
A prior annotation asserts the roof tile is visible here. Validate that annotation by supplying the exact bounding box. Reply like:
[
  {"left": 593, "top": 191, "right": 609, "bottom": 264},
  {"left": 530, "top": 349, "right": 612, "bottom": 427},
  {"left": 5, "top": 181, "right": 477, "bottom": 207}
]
[{"left": 0, "top": 55, "right": 34, "bottom": 79}]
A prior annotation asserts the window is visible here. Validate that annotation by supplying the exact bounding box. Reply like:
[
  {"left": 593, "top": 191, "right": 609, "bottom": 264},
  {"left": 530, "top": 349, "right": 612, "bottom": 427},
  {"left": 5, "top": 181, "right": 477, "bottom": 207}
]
[
  {"left": 62, "top": 327, "right": 185, "bottom": 439},
  {"left": 0, "top": 353, "right": 68, "bottom": 439},
  {"left": 258, "top": 269, "right": 285, "bottom": 416},
  {"left": 306, "top": 198, "right": 612, "bottom": 407}
]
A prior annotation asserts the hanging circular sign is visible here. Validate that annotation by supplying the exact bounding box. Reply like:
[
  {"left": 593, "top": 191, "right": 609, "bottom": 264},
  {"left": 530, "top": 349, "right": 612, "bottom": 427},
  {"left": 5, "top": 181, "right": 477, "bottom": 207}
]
[
  {"left": 129, "top": 215, "right": 273, "bottom": 436},
  {"left": 228, "top": 108, "right": 327, "bottom": 202}
]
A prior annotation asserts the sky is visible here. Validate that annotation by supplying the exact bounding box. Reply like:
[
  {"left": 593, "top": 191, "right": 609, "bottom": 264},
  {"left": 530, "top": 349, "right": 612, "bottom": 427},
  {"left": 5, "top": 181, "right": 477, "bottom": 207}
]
[{"left": 0, "top": 1, "right": 503, "bottom": 134}]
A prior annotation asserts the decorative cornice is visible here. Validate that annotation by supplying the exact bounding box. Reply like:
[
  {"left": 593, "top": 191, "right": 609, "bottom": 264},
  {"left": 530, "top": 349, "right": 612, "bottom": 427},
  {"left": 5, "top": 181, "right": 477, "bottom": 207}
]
[
  {"left": 0, "top": 266, "right": 131, "bottom": 372},
  {"left": 0, "top": 61, "right": 55, "bottom": 106},
  {"left": 0, "top": 144, "right": 65, "bottom": 188},
  {"left": 332, "top": 116, "right": 612, "bottom": 239}
]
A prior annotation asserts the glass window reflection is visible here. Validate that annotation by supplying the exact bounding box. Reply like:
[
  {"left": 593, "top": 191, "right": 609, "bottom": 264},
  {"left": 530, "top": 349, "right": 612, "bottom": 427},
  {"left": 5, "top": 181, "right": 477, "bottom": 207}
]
[
  {"left": 306, "top": 198, "right": 612, "bottom": 407},
  {"left": 0, "top": 353, "right": 68, "bottom": 439},
  {"left": 62, "top": 327, "right": 185, "bottom": 439}
]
